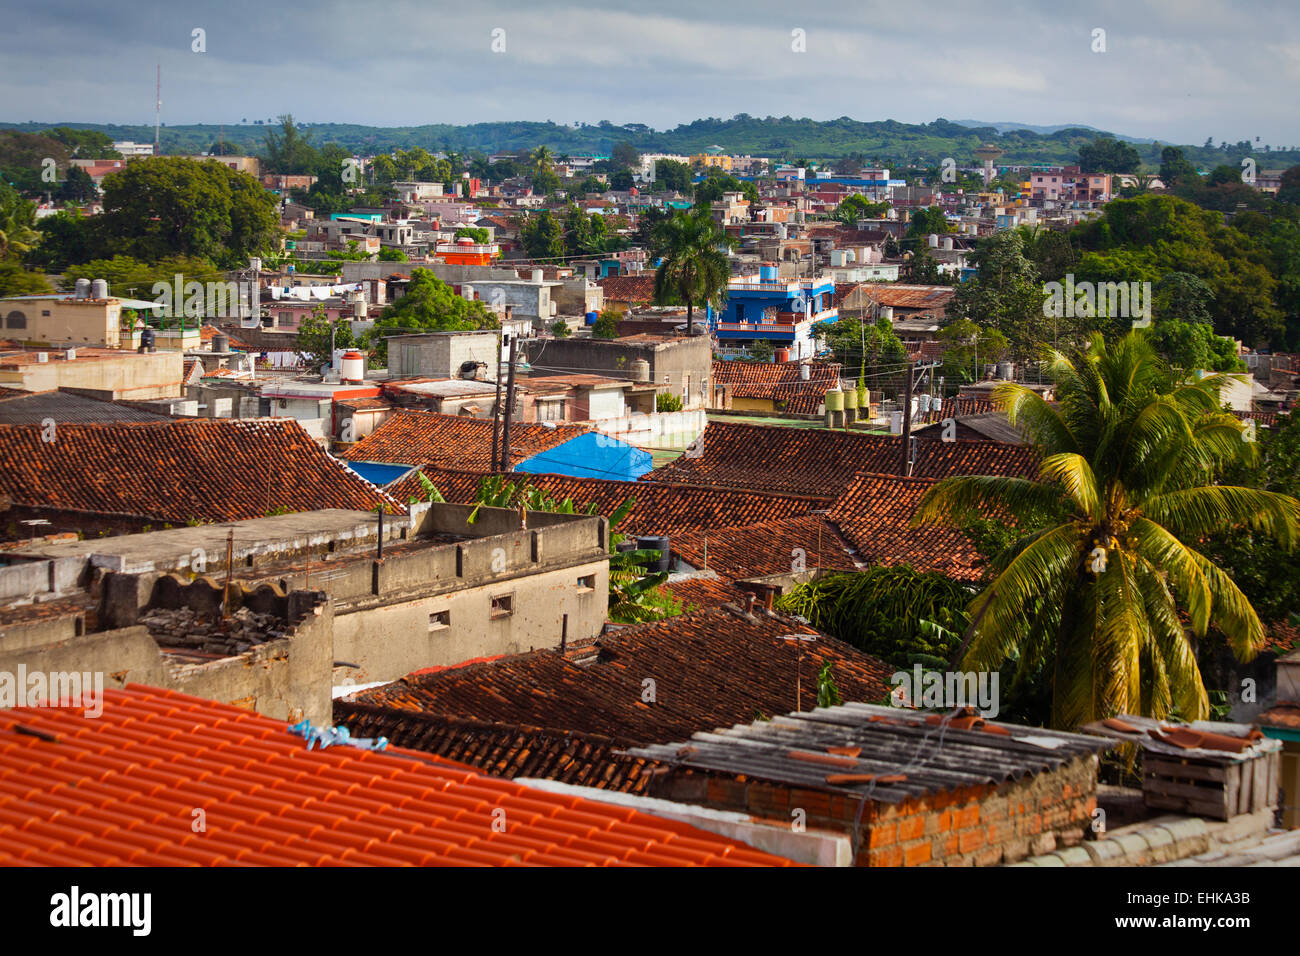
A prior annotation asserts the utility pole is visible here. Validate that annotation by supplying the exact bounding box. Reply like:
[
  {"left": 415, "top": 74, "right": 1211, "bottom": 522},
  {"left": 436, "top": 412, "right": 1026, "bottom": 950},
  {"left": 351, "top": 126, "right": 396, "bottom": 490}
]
[
  {"left": 154, "top": 64, "right": 161, "bottom": 157},
  {"left": 500, "top": 334, "right": 518, "bottom": 472},
  {"left": 491, "top": 331, "right": 503, "bottom": 470},
  {"left": 900, "top": 359, "right": 914, "bottom": 476}
]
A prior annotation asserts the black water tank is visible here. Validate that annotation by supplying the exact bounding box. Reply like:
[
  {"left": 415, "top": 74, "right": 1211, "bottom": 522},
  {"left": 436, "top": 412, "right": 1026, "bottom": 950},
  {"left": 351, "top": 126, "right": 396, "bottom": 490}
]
[
  {"left": 636, "top": 535, "right": 670, "bottom": 574},
  {"left": 140, "top": 328, "right": 156, "bottom": 353},
  {"left": 615, "top": 539, "right": 638, "bottom": 554}
]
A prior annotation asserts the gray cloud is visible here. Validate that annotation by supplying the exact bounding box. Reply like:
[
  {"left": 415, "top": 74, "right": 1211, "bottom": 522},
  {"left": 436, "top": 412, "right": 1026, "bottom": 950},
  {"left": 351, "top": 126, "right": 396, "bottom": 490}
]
[{"left": 0, "top": 0, "right": 1296, "bottom": 145}]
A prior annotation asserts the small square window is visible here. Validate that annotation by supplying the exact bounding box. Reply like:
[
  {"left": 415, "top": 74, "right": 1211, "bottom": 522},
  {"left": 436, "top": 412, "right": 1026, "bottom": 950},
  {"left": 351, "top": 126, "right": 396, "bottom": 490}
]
[
  {"left": 428, "top": 609, "right": 450, "bottom": 631},
  {"left": 577, "top": 574, "right": 596, "bottom": 592},
  {"left": 490, "top": 594, "right": 513, "bottom": 618}
]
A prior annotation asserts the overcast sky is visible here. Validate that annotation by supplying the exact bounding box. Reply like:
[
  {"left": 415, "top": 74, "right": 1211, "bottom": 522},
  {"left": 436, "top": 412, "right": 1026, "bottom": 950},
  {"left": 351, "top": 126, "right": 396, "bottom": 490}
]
[{"left": 1, "top": 0, "right": 1297, "bottom": 147}]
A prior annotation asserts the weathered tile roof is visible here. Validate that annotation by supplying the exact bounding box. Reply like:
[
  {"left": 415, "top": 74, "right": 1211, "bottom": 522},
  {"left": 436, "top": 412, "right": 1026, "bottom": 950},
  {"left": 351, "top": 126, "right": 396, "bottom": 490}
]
[
  {"left": 390, "top": 465, "right": 832, "bottom": 536},
  {"left": 630, "top": 703, "right": 1112, "bottom": 804},
  {"left": 712, "top": 359, "right": 841, "bottom": 415},
  {"left": 0, "top": 686, "right": 790, "bottom": 866},
  {"left": 334, "top": 706, "right": 658, "bottom": 793},
  {"left": 828, "top": 472, "right": 983, "bottom": 581},
  {"left": 349, "top": 607, "right": 895, "bottom": 745},
  {"left": 343, "top": 410, "right": 588, "bottom": 470},
  {"left": 672, "top": 514, "right": 858, "bottom": 579},
  {"left": 0, "top": 389, "right": 174, "bottom": 425},
  {"left": 0, "top": 418, "right": 400, "bottom": 524},
  {"left": 643, "top": 420, "right": 1038, "bottom": 496},
  {"left": 1258, "top": 702, "right": 1300, "bottom": 730},
  {"left": 861, "top": 284, "right": 956, "bottom": 313},
  {"left": 597, "top": 275, "right": 657, "bottom": 304}
]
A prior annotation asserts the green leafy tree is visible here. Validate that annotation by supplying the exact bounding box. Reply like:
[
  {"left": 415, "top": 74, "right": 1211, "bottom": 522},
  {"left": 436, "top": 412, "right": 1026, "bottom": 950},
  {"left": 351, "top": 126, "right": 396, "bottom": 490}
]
[
  {"left": 521, "top": 210, "right": 565, "bottom": 261},
  {"left": 832, "top": 195, "right": 890, "bottom": 225},
  {"left": 654, "top": 159, "right": 693, "bottom": 194},
  {"left": 915, "top": 332, "right": 1300, "bottom": 728},
  {"left": 0, "top": 259, "right": 52, "bottom": 296},
  {"left": 263, "top": 115, "right": 319, "bottom": 175},
  {"left": 365, "top": 268, "right": 498, "bottom": 364},
  {"left": 1159, "top": 147, "right": 1199, "bottom": 187},
  {"left": 296, "top": 304, "right": 357, "bottom": 371},
  {"left": 1078, "top": 136, "right": 1141, "bottom": 174},
  {"left": 454, "top": 226, "right": 489, "bottom": 244},
  {"left": 947, "top": 230, "right": 1051, "bottom": 362},
  {"left": 652, "top": 207, "right": 735, "bottom": 335},
  {"left": 591, "top": 310, "right": 619, "bottom": 339},
  {"left": 56, "top": 167, "right": 96, "bottom": 204},
  {"left": 937, "top": 319, "right": 1008, "bottom": 384}
]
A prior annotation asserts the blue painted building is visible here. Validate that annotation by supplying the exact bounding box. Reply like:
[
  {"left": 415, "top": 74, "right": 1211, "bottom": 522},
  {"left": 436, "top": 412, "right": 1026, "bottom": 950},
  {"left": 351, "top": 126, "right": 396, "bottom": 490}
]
[{"left": 715, "top": 264, "right": 838, "bottom": 360}]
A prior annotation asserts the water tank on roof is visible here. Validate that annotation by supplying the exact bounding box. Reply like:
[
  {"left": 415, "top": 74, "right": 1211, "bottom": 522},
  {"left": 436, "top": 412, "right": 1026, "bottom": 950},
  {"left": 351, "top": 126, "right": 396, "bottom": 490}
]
[
  {"left": 927, "top": 234, "right": 940, "bottom": 249},
  {"left": 636, "top": 536, "right": 671, "bottom": 574},
  {"left": 585, "top": 310, "right": 598, "bottom": 326},
  {"left": 842, "top": 387, "right": 858, "bottom": 410},
  {"left": 531, "top": 268, "right": 544, "bottom": 283},
  {"left": 774, "top": 347, "right": 790, "bottom": 363},
  {"left": 933, "top": 396, "right": 943, "bottom": 413},
  {"left": 140, "top": 328, "right": 155, "bottom": 353},
  {"left": 73, "top": 278, "right": 91, "bottom": 299},
  {"left": 997, "top": 361, "right": 1014, "bottom": 381},
  {"left": 629, "top": 358, "right": 651, "bottom": 383},
  {"left": 341, "top": 350, "right": 366, "bottom": 384},
  {"left": 919, "top": 393, "right": 932, "bottom": 413},
  {"left": 759, "top": 262, "right": 778, "bottom": 282},
  {"left": 824, "top": 388, "right": 844, "bottom": 412},
  {"left": 942, "top": 237, "right": 954, "bottom": 251},
  {"left": 212, "top": 333, "right": 229, "bottom": 353},
  {"left": 798, "top": 362, "right": 809, "bottom": 380},
  {"left": 91, "top": 279, "right": 108, "bottom": 300},
  {"left": 880, "top": 306, "right": 894, "bottom": 321}
]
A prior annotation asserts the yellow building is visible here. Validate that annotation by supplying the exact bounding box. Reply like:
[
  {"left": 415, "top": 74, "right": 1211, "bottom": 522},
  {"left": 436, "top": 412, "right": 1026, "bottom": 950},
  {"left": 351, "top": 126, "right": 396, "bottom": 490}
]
[
  {"left": 1, "top": 294, "right": 123, "bottom": 348},
  {"left": 690, "top": 152, "right": 734, "bottom": 171}
]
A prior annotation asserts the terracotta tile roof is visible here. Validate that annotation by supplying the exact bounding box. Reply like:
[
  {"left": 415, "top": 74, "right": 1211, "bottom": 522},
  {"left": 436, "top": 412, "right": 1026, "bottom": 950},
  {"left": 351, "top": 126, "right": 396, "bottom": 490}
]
[
  {"left": 643, "top": 421, "right": 1038, "bottom": 496},
  {"left": 597, "top": 276, "right": 657, "bottom": 303},
  {"left": 664, "top": 572, "right": 747, "bottom": 609},
  {"left": 350, "top": 608, "right": 895, "bottom": 745},
  {"left": 344, "top": 410, "right": 588, "bottom": 470},
  {"left": 335, "top": 706, "right": 658, "bottom": 793},
  {"left": 182, "top": 358, "right": 204, "bottom": 386},
  {"left": 712, "top": 359, "right": 841, "bottom": 415},
  {"left": 861, "top": 284, "right": 956, "bottom": 312},
  {"left": 828, "top": 472, "right": 983, "bottom": 581},
  {"left": 672, "top": 514, "right": 858, "bottom": 578},
  {"left": 1258, "top": 702, "right": 1300, "bottom": 730},
  {"left": 0, "top": 686, "right": 790, "bottom": 866},
  {"left": 831, "top": 282, "right": 862, "bottom": 308},
  {"left": 0, "top": 418, "right": 400, "bottom": 524},
  {"left": 0, "top": 389, "right": 173, "bottom": 425},
  {"left": 390, "top": 465, "right": 832, "bottom": 535}
]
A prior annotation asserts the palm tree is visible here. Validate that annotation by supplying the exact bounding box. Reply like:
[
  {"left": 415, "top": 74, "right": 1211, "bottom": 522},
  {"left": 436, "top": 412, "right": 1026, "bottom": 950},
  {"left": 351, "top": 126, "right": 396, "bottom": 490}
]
[
  {"left": 915, "top": 332, "right": 1300, "bottom": 729},
  {"left": 652, "top": 207, "right": 735, "bottom": 336},
  {"left": 529, "top": 146, "right": 554, "bottom": 174}
]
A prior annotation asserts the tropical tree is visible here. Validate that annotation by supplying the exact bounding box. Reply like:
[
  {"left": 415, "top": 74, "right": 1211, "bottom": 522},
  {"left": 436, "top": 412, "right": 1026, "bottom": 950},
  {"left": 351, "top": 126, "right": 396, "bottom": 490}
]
[
  {"left": 915, "top": 332, "right": 1300, "bottom": 729},
  {"left": 652, "top": 207, "right": 735, "bottom": 335}
]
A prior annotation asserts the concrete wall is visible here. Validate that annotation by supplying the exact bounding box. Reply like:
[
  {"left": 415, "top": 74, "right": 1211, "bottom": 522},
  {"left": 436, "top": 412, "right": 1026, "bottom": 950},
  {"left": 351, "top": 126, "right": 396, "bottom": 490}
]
[
  {"left": 2, "top": 297, "right": 120, "bottom": 348},
  {"left": 526, "top": 336, "right": 713, "bottom": 410},
  {"left": 387, "top": 331, "right": 501, "bottom": 380},
  {"left": 594, "top": 408, "right": 706, "bottom": 450},
  {"left": 0, "top": 350, "right": 182, "bottom": 399}
]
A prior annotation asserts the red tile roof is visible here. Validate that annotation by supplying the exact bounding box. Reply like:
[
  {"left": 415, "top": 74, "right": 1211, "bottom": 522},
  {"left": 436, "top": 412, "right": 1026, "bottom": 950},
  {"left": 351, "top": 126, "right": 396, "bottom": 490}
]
[
  {"left": 335, "top": 707, "right": 659, "bottom": 793},
  {"left": 0, "top": 418, "right": 399, "bottom": 524},
  {"left": 597, "top": 276, "right": 657, "bottom": 304},
  {"left": 643, "top": 420, "right": 1038, "bottom": 496},
  {"left": 672, "top": 514, "right": 858, "bottom": 579},
  {"left": 712, "top": 359, "right": 841, "bottom": 415},
  {"left": 343, "top": 410, "right": 587, "bottom": 470},
  {"left": 861, "top": 284, "right": 956, "bottom": 313},
  {"left": 347, "top": 607, "right": 895, "bottom": 744},
  {"left": 1258, "top": 702, "right": 1300, "bottom": 730},
  {"left": 391, "top": 465, "right": 832, "bottom": 535},
  {"left": 0, "top": 686, "right": 791, "bottom": 866},
  {"left": 828, "top": 472, "right": 983, "bottom": 581}
]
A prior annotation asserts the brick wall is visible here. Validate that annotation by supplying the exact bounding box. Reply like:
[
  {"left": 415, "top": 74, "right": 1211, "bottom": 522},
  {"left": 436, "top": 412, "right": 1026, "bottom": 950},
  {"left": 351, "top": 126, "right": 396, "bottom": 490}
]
[{"left": 662, "top": 753, "right": 1099, "bottom": 867}]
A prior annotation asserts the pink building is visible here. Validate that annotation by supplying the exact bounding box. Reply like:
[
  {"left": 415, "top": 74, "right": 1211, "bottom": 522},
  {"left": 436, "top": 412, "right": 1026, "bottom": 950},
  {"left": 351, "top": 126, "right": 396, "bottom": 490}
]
[{"left": 1029, "top": 166, "right": 1111, "bottom": 203}]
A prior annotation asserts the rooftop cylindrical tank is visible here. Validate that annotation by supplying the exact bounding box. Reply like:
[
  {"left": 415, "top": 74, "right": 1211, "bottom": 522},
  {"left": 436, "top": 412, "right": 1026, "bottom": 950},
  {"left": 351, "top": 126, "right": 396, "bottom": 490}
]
[
  {"left": 824, "top": 388, "right": 844, "bottom": 412},
  {"left": 212, "top": 333, "right": 229, "bottom": 353},
  {"left": 531, "top": 268, "right": 544, "bottom": 283},
  {"left": 91, "top": 278, "right": 109, "bottom": 300},
  {"left": 842, "top": 387, "right": 859, "bottom": 409},
  {"left": 341, "top": 350, "right": 366, "bottom": 383},
  {"left": 927, "top": 234, "right": 940, "bottom": 249},
  {"left": 799, "top": 362, "right": 810, "bottom": 380},
  {"left": 919, "top": 393, "right": 932, "bottom": 413},
  {"left": 636, "top": 535, "right": 671, "bottom": 574},
  {"left": 933, "top": 395, "right": 943, "bottom": 413},
  {"left": 997, "top": 361, "right": 1014, "bottom": 381},
  {"left": 629, "top": 358, "right": 651, "bottom": 383},
  {"left": 140, "top": 328, "right": 155, "bottom": 352},
  {"left": 942, "top": 237, "right": 954, "bottom": 251},
  {"left": 73, "top": 278, "right": 91, "bottom": 299},
  {"left": 585, "top": 310, "right": 598, "bottom": 326},
  {"left": 759, "top": 262, "right": 778, "bottom": 282},
  {"left": 774, "top": 347, "right": 791, "bottom": 363},
  {"left": 880, "top": 306, "right": 894, "bottom": 321}
]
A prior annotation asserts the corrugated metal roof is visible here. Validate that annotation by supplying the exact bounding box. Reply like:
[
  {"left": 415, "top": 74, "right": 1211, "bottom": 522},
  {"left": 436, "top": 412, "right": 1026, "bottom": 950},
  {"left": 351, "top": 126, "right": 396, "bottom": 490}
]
[{"left": 630, "top": 703, "right": 1112, "bottom": 803}]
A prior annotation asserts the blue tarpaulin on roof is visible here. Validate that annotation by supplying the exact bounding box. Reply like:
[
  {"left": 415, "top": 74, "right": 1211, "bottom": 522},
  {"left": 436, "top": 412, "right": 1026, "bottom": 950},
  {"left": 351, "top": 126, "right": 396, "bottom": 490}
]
[
  {"left": 516, "top": 432, "right": 652, "bottom": 482},
  {"left": 346, "top": 461, "right": 414, "bottom": 487}
]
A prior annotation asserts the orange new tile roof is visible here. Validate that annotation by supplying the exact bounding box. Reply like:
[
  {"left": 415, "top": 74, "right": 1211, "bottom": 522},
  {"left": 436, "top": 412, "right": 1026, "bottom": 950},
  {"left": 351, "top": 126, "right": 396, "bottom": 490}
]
[
  {"left": 343, "top": 410, "right": 587, "bottom": 470},
  {"left": 643, "top": 421, "right": 1038, "bottom": 497},
  {"left": 0, "top": 418, "right": 400, "bottom": 524},
  {"left": 828, "top": 472, "right": 984, "bottom": 582},
  {"left": 0, "top": 686, "right": 793, "bottom": 866},
  {"left": 389, "top": 465, "right": 832, "bottom": 535},
  {"left": 347, "top": 608, "right": 894, "bottom": 745},
  {"left": 712, "top": 359, "right": 841, "bottom": 415}
]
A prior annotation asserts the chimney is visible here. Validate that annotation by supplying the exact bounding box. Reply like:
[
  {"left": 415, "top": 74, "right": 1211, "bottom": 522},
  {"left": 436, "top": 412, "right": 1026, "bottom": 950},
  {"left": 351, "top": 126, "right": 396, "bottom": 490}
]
[{"left": 743, "top": 592, "right": 756, "bottom": 615}]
